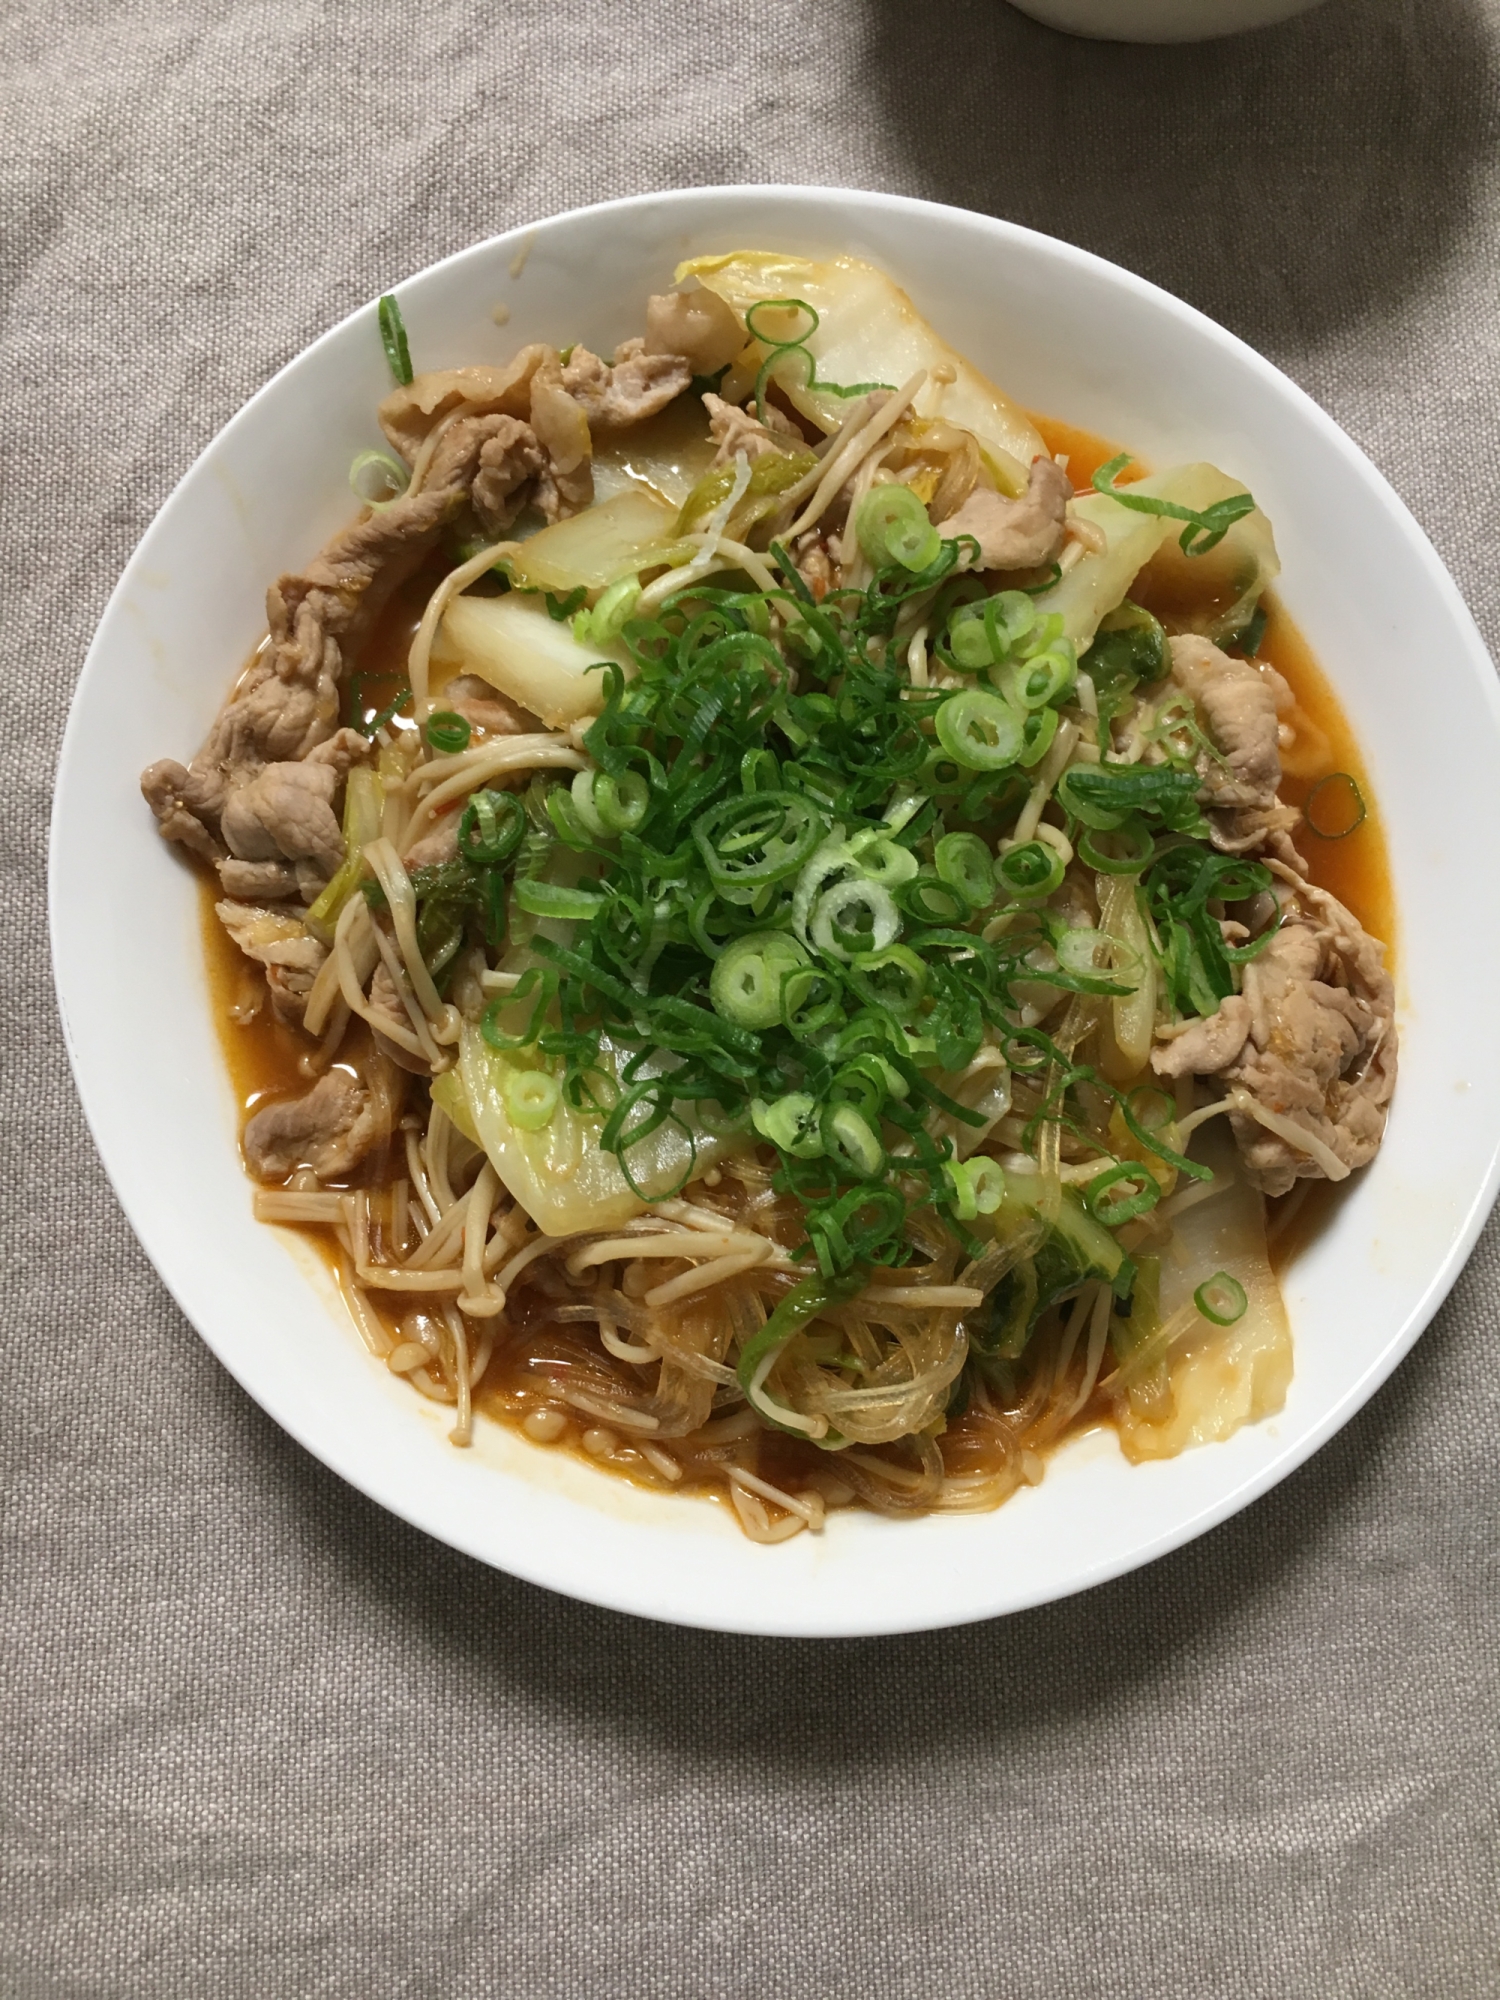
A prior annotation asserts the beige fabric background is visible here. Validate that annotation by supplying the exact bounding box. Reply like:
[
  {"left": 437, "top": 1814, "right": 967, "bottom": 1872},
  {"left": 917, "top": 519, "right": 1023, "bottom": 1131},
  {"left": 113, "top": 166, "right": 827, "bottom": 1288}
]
[{"left": 5, "top": 0, "right": 1500, "bottom": 1993}]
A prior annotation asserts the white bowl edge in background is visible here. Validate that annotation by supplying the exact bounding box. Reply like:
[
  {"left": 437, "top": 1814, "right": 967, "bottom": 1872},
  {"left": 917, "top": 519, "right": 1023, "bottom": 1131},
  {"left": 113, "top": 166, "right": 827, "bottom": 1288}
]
[
  {"left": 1004, "top": 0, "right": 1331, "bottom": 42},
  {"left": 50, "top": 186, "right": 1500, "bottom": 1637}
]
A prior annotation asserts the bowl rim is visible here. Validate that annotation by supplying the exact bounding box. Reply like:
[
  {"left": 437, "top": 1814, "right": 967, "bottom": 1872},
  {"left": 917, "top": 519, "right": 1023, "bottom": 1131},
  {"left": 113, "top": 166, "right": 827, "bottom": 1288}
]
[{"left": 51, "top": 182, "right": 1500, "bottom": 1635}]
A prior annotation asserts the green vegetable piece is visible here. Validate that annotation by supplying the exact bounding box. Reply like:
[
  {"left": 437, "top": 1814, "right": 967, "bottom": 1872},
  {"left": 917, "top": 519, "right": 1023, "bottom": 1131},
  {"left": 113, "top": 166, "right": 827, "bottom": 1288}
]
[
  {"left": 1084, "top": 601, "right": 1170, "bottom": 690},
  {"left": 1194, "top": 1271, "right": 1248, "bottom": 1326},
  {"left": 1303, "top": 772, "right": 1366, "bottom": 839},
  {"left": 458, "top": 790, "right": 526, "bottom": 867},
  {"left": 854, "top": 485, "right": 942, "bottom": 574},
  {"left": 1084, "top": 1162, "right": 1161, "bottom": 1227},
  {"left": 504, "top": 1068, "right": 560, "bottom": 1132},
  {"left": 424, "top": 710, "right": 471, "bottom": 756},
  {"left": 995, "top": 840, "right": 1064, "bottom": 901},
  {"left": 1092, "top": 453, "right": 1258, "bottom": 557},
  {"left": 821, "top": 1103, "right": 885, "bottom": 1181},
  {"left": 349, "top": 449, "right": 409, "bottom": 510},
  {"left": 710, "top": 930, "right": 810, "bottom": 1030},
  {"left": 934, "top": 831, "right": 996, "bottom": 911},
  {"left": 377, "top": 294, "right": 413, "bottom": 386},
  {"left": 513, "top": 879, "right": 606, "bottom": 921},
  {"left": 693, "top": 790, "right": 824, "bottom": 897},
  {"left": 934, "top": 688, "right": 1025, "bottom": 771}
]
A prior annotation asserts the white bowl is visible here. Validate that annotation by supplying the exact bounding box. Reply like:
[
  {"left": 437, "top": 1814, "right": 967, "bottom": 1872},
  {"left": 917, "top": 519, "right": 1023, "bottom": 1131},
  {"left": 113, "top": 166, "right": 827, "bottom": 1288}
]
[
  {"left": 1006, "top": 0, "right": 1329, "bottom": 40},
  {"left": 52, "top": 186, "right": 1500, "bottom": 1638}
]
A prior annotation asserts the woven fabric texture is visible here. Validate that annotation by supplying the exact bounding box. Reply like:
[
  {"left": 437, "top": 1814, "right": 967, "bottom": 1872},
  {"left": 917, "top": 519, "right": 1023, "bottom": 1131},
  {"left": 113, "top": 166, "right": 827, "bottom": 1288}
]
[{"left": 5, "top": 0, "right": 1500, "bottom": 1993}]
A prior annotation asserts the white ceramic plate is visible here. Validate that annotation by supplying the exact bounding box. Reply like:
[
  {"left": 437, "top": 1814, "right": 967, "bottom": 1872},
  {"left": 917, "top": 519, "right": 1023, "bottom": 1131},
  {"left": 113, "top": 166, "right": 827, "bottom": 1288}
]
[{"left": 52, "top": 186, "right": 1500, "bottom": 1637}]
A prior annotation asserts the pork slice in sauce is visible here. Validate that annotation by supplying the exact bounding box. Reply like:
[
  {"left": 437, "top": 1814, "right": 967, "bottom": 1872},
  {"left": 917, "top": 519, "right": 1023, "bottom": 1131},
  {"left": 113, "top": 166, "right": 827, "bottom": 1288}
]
[
  {"left": 436, "top": 673, "right": 531, "bottom": 740},
  {"left": 243, "top": 1061, "right": 401, "bottom": 1181},
  {"left": 377, "top": 347, "right": 550, "bottom": 463},
  {"left": 471, "top": 416, "right": 546, "bottom": 538},
  {"left": 528, "top": 359, "right": 594, "bottom": 521},
  {"left": 142, "top": 405, "right": 536, "bottom": 873},
  {"left": 644, "top": 289, "right": 744, "bottom": 376},
  {"left": 215, "top": 900, "right": 327, "bottom": 1026},
  {"left": 702, "top": 392, "right": 801, "bottom": 467},
  {"left": 1169, "top": 634, "right": 1293, "bottom": 808},
  {"left": 219, "top": 733, "right": 367, "bottom": 885},
  {"left": 1152, "top": 875, "right": 1395, "bottom": 1197},
  {"left": 562, "top": 336, "right": 692, "bottom": 429},
  {"left": 935, "top": 456, "right": 1071, "bottom": 571}
]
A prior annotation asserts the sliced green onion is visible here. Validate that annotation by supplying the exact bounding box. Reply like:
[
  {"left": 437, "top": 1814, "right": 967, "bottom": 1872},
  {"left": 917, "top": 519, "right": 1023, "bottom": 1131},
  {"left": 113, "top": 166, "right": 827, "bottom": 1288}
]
[
  {"left": 378, "top": 293, "right": 413, "bottom": 386},
  {"left": 1000, "top": 642, "right": 1076, "bottom": 711},
  {"left": 569, "top": 770, "right": 607, "bottom": 837},
  {"left": 740, "top": 748, "right": 780, "bottom": 794},
  {"left": 995, "top": 841, "right": 1064, "bottom": 900},
  {"left": 745, "top": 296, "right": 819, "bottom": 345},
  {"left": 458, "top": 789, "right": 526, "bottom": 867},
  {"left": 780, "top": 965, "right": 844, "bottom": 1039},
  {"left": 349, "top": 449, "right": 409, "bottom": 509},
  {"left": 854, "top": 484, "right": 941, "bottom": 574},
  {"left": 1304, "top": 772, "right": 1366, "bottom": 839},
  {"left": 809, "top": 877, "right": 900, "bottom": 960},
  {"left": 1078, "top": 819, "right": 1155, "bottom": 874},
  {"left": 594, "top": 769, "right": 649, "bottom": 833},
  {"left": 850, "top": 833, "right": 919, "bottom": 890},
  {"left": 934, "top": 832, "right": 995, "bottom": 911},
  {"left": 504, "top": 1069, "right": 560, "bottom": 1132},
  {"left": 710, "top": 930, "right": 810, "bottom": 1030},
  {"left": 735, "top": 1268, "right": 866, "bottom": 1427},
  {"left": 1092, "top": 453, "right": 1257, "bottom": 558},
  {"left": 1085, "top": 1162, "right": 1161, "bottom": 1227},
  {"left": 1056, "top": 764, "right": 1202, "bottom": 832},
  {"left": 944, "top": 1156, "right": 1006, "bottom": 1221},
  {"left": 424, "top": 710, "right": 471, "bottom": 755},
  {"left": 1128, "top": 1084, "right": 1176, "bottom": 1133},
  {"left": 948, "top": 591, "right": 1036, "bottom": 670},
  {"left": 1016, "top": 706, "right": 1060, "bottom": 769},
  {"left": 899, "top": 870, "right": 969, "bottom": 923},
  {"left": 751, "top": 1092, "right": 824, "bottom": 1158},
  {"left": 829, "top": 1054, "right": 907, "bottom": 1120},
  {"left": 513, "top": 879, "right": 606, "bottom": 920},
  {"left": 572, "top": 575, "right": 642, "bottom": 649},
  {"left": 821, "top": 1103, "right": 885, "bottom": 1180},
  {"left": 693, "top": 791, "right": 824, "bottom": 897},
  {"left": 847, "top": 943, "right": 928, "bottom": 1019},
  {"left": 1195, "top": 1271, "right": 1248, "bottom": 1325},
  {"left": 353, "top": 683, "right": 412, "bottom": 738},
  {"left": 746, "top": 297, "right": 893, "bottom": 429},
  {"left": 934, "top": 688, "right": 1025, "bottom": 771},
  {"left": 479, "top": 966, "right": 555, "bottom": 1053},
  {"left": 1055, "top": 928, "right": 1114, "bottom": 980}
]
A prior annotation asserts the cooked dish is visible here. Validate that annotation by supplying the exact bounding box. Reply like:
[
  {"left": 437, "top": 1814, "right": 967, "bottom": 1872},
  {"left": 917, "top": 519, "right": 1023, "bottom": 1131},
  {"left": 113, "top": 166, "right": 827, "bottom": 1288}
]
[{"left": 142, "top": 250, "right": 1396, "bottom": 1540}]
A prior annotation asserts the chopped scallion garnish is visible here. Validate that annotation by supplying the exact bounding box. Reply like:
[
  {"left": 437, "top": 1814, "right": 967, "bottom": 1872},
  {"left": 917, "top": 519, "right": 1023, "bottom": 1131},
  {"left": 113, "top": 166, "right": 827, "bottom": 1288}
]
[
  {"left": 424, "top": 710, "right": 472, "bottom": 756},
  {"left": 377, "top": 294, "right": 413, "bottom": 387},
  {"left": 1194, "top": 1272, "right": 1248, "bottom": 1326},
  {"left": 1303, "top": 772, "right": 1366, "bottom": 840},
  {"left": 1092, "top": 453, "right": 1257, "bottom": 557}
]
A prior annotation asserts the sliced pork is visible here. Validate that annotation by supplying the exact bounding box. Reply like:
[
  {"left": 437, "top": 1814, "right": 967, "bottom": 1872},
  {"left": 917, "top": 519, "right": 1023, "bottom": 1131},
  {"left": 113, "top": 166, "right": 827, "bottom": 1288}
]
[
  {"left": 242, "top": 1062, "right": 400, "bottom": 1181},
  {"left": 562, "top": 337, "right": 691, "bottom": 429},
  {"left": 936, "top": 455, "right": 1071, "bottom": 571},
  {"left": 1152, "top": 874, "right": 1396, "bottom": 1197}
]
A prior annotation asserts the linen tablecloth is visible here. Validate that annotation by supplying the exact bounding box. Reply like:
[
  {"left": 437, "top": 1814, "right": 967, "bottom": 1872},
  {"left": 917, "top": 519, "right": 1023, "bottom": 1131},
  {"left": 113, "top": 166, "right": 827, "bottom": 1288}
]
[{"left": 5, "top": 1, "right": 1499, "bottom": 1992}]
